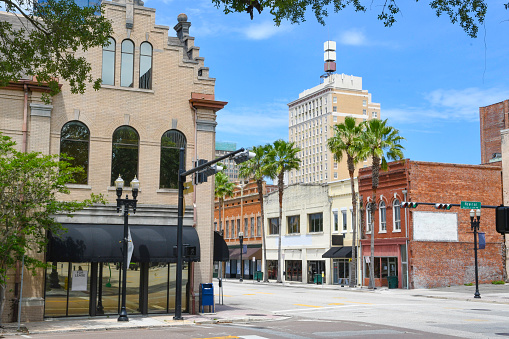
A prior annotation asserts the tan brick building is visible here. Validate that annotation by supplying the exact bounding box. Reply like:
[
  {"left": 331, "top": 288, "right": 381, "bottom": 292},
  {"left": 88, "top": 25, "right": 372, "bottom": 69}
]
[
  {"left": 358, "top": 160, "right": 504, "bottom": 289},
  {"left": 0, "top": 0, "right": 225, "bottom": 322},
  {"left": 288, "top": 71, "right": 379, "bottom": 184}
]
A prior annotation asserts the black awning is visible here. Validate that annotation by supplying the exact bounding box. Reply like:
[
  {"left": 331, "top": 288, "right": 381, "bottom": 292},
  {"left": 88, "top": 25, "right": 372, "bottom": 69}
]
[
  {"left": 322, "top": 246, "right": 352, "bottom": 258},
  {"left": 213, "top": 231, "right": 229, "bottom": 262},
  {"left": 47, "top": 224, "right": 200, "bottom": 263}
]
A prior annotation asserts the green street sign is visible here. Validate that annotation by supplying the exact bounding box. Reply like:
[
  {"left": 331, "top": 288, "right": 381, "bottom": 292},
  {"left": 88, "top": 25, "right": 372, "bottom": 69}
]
[{"left": 461, "top": 201, "right": 481, "bottom": 209}]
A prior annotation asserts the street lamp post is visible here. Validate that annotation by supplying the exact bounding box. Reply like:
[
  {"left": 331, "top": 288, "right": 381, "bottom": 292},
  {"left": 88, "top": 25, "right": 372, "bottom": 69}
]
[
  {"left": 173, "top": 147, "right": 253, "bottom": 320},
  {"left": 115, "top": 175, "right": 140, "bottom": 322},
  {"left": 239, "top": 232, "right": 244, "bottom": 282},
  {"left": 470, "top": 209, "right": 481, "bottom": 299}
]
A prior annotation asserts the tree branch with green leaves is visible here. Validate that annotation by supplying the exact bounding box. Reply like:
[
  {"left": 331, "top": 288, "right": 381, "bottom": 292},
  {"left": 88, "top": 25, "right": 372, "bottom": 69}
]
[{"left": 211, "top": 0, "right": 489, "bottom": 38}]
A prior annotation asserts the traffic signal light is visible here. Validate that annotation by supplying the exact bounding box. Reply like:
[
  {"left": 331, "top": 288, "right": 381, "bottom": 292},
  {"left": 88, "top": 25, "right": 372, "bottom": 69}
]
[
  {"left": 194, "top": 159, "right": 224, "bottom": 184},
  {"left": 496, "top": 206, "right": 509, "bottom": 234},
  {"left": 401, "top": 201, "right": 418, "bottom": 208},
  {"left": 233, "top": 150, "right": 255, "bottom": 164},
  {"left": 435, "top": 203, "right": 452, "bottom": 210}
]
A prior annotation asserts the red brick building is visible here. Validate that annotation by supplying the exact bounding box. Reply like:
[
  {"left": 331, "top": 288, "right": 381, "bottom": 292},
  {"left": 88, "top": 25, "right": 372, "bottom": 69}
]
[
  {"left": 358, "top": 160, "right": 503, "bottom": 289},
  {"left": 214, "top": 180, "right": 277, "bottom": 279},
  {"left": 480, "top": 100, "right": 509, "bottom": 164}
]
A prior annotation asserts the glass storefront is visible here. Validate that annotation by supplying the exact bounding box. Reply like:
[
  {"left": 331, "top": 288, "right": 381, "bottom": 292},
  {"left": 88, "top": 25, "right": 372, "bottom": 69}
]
[
  {"left": 266, "top": 260, "right": 278, "bottom": 280},
  {"left": 307, "top": 260, "right": 325, "bottom": 284},
  {"left": 44, "top": 261, "right": 188, "bottom": 317},
  {"left": 285, "top": 260, "right": 302, "bottom": 282},
  {"left": 364, "top": 256, "right": 398, "bottom": 287},
  {"left": 333, "top": 259, "right": 350, "bottom": 285}
]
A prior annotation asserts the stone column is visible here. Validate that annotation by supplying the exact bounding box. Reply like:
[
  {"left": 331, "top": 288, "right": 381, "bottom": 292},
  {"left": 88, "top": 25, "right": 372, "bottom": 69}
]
[{"left": 190, "top": 94, "right": 227, "bottom": 313}]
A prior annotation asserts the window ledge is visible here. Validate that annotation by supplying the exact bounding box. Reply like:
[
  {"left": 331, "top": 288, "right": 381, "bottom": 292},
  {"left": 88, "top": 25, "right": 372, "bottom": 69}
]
[
  {"left": 100, "top": 84, "right": 155, "bottom": 94},
  {"left": 309, "top": 231, "right": 324, "bottom": 235},
  {"left": 66, "top": 184, "right": 92, "bottom": 190},
  {"left": 107, "top": 186, "right": 142, "bottom": 192},
  {"left": 379, "top": 230, "right": 387, "bottom": 234},
  {"left": 286, "top": 232, "right": 301, "bottom": 236},
  {"left": 392, "top": 229, "right": 402, "bottom": 233},
  {"left": 156, "top": 188, "right": 178, "bottom": 193}
]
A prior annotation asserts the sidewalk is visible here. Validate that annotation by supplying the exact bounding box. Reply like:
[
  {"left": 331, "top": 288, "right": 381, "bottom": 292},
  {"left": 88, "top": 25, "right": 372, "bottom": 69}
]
[{"left": 1, "top": 281, "right": 508, "bottom": 336}]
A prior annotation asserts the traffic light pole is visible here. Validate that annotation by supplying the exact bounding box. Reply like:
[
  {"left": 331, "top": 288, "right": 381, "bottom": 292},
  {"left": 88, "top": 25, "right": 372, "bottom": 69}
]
[{"left": 174, "top": 147, "right": 247, "bottom": 320}]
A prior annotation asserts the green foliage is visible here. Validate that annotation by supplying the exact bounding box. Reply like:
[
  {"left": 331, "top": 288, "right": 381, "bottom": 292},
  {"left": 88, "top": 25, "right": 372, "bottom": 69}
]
[
  {"left": 0, "top": 0, "right": 112, "bottom": 99},
  {"left": 464, "top": 282, "right": 474, "bottom": 286},
  {"left": 214, "top": 171, "right": 235, "bottom": 201},
  {"left": 0, "top": 133, "right": 104, "bottom": 286},
  {"left": 491, "top": 280, "right": 505, "bottom": 284},
  {"left": 238, "top": 144, "right": 275, "bottom": 182},
  {"left": 211, "top": 0, "right": 489, "bottom": 38},
  {"left": 266, "top": 139, "right": 301, "bottom": 185}
]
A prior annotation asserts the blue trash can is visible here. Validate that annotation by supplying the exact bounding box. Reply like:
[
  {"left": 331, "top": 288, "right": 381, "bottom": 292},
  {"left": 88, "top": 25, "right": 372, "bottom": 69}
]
[{"left": 200, "top": 283, "right": 214, "bottom": 313}]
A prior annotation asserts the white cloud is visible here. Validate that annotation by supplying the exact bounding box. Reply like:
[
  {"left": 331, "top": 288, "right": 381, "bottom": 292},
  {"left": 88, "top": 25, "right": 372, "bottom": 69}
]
[
  {"left": 216, "top": 101, "right": 289, "bottom": 145},
  {"left": 383, "top": 87, "right": 509, "bottom": 124},
  {"left": 241, "top": 21, "right": 292, "bottom": 40},
  {"left": 339, "top": 29, "right": 367, "bottom": 46}
]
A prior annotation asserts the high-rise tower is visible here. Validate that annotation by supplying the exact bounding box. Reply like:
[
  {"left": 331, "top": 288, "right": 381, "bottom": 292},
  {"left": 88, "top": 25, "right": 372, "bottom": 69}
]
[{"left": 288, "top": 41, "right": 381, "bottom": 184}]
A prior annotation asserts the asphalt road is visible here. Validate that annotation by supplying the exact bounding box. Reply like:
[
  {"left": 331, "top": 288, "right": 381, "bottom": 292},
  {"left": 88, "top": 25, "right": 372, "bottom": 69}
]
[{"left": 22, "top": 281, "right": 509, "bottom": 338}]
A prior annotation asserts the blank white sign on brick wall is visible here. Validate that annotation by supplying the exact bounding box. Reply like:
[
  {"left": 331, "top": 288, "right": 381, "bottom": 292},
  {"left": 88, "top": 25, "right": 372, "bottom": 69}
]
[{"left": 413, "top": 211, "right": 458, "bottom": 241}]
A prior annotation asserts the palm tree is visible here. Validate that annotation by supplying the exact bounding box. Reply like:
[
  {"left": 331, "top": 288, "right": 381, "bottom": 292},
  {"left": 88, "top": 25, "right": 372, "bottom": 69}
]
[
  {"left": 238, "top": 144, "right": 274, "bottom": 282},
  {"left": 359, "top": 118, "right": 405, "bottom": 289},
  {"left": 327, "top": 116, "right": 363, "bottom": 288},
  {"left": 266, "top": 139, "right": 301, "bottom": 283},
  {"left": 214, "top": 172, "right": 235, "bottom": 239}
]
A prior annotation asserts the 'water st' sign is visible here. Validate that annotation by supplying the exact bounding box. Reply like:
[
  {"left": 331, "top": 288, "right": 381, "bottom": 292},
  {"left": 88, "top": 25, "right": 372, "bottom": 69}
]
[{"left": 461, "top": 201, "right": 481, "bottom": 209}]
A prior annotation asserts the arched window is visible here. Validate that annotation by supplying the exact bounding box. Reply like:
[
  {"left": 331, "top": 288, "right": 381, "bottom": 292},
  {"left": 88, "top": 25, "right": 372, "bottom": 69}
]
[
  {"left": 60, "top": 121, "right": 90, "bottom": 185},
  {"left": 379, "top": 201, "right": 386, "bottom": 232},
  {"left": 111, "top": 126, "right": 139, "bottom": 186},
  {"left": 120, "top": 39, "right": 134, "bottom": 87},
  {"left": 139, "top": 42, "right": 152, "bottom": 89},
  {"left": 160, "top": 130, "right": 186, "bottom": 189},
  {"left": 102, "top": 37, "right": 115, "bottom": 86},
  {"left": 393, "top": 199, "right": 401, "bottom": 231}
]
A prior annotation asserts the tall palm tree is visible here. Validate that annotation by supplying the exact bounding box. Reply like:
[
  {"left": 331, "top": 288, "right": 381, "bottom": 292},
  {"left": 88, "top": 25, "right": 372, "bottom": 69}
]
[
  {"left": 214, "top": 171, "right": 235, "bottom": 239},
  {"left": 238, "top": 144, "right": 275, "bottom": 282},
  {"left": 266, "top": 139, "right": 301, "bottom": 283},
  {"left": 327, "top": 116, "right": 363, "bottom": 288},
  {"left": 359, "top": 118, "right": 405, "bottom": 289}
]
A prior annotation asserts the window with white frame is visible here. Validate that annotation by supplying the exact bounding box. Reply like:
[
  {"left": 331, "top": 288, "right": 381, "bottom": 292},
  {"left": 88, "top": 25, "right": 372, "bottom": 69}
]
[
  {"left": 366, "top": 204, "right": 372, "bottom": 233},
  {"left": 333, "top": 210, "right": 339, "bottom": 232},
  {"left": 379, "top": 201, "right": 386, "bottom": 232},
  {"left": 373, "top": 111, "right": 378, "bottom": 118},
  {"left": 342, "top": 210, "right": 347, "bottom": 232},
  {"left": 333, "top": 97, "right": 337, "bottom": 103},
  {"left": 393, "top": 199, "right": 401, "bottom": 231}
]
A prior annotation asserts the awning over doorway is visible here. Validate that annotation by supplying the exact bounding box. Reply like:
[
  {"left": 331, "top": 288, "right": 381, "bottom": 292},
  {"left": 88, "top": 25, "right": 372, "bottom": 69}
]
[
  {"left": 322, "top": 246, "right": 352, "bottom": 258},
  {"left": 228, "top": 247, "right": 261, "bottom": 260},
  {"left": 47, "top": 224, "right": 200, "bottom": 263},
  {"left": 213, "top": 231, "right": 229, "bottom": 262}
]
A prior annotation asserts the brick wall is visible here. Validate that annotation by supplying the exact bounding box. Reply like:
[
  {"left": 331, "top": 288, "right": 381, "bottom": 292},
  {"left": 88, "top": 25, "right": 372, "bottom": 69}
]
[
  {"left": 358, "top": 160, "right": 504, "bottom": 288},
  {"left": 480, "top": 100, "right": 509, "bottom": 164}
]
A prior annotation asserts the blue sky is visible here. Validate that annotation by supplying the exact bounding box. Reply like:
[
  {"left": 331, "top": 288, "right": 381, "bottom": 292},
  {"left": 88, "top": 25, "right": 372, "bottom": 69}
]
[{"left": 147, "top": 0, "right": 509, "bottom": 165}]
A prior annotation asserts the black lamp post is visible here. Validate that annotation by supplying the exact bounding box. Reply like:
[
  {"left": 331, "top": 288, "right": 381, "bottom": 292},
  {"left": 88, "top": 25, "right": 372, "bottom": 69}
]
[
  {"left": 239, "top": 231, "right": 244, "bottom": 282},
  {"left": 470, "top": 209, "right": 481, "bottom": 299},
  {"left": 115, "top": 175, "right": 140, "bottom": 322}
]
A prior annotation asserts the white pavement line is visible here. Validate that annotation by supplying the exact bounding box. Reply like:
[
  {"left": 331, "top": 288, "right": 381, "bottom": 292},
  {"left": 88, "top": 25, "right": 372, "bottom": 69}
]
[
  {"left": 239, "top": 336, "right": 270, "bottom": 339},
  {"left": 272, "top": 304, "right": 361, "bottom": 313},
  {"left": 20, "top": 335, "right": 32, "bottom": 338}
]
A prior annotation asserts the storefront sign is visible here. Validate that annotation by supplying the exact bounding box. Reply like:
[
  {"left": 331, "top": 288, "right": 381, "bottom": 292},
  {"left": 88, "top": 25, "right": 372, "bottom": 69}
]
[{"left": 72, "top": 270, "right": 88, "bottom": 291}]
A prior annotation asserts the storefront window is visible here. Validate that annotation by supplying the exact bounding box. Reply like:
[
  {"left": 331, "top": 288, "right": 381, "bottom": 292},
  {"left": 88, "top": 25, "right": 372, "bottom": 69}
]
[{"left": 285, "top": 260, "right": 302, "bottom": 281}]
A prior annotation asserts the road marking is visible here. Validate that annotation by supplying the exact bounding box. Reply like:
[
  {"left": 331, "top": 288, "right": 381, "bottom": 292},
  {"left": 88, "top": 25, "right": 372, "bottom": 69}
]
[
  {"left": 214, "top": 294, "right": 232, "bottom": 297},
  {"left": 344, "top": 301, "right": 373, "bottom": 305},
  {"left": 293, "top": 304, "right": 323, "bottom": 308},
  {"left": 274, "top": 304, "right": 361, "bottom": 313},
  {"left": 254, "top": 292, "right": 273, "bottom": 295},
  {"left": 20, "top": 336, "right": 31, "bottom": 338},
  {"left": 464, "top": 319, "right": 489, "bottom": 322},
  {"left": 192, "top": 336, "right": 239, "bottom": 339},
  {"left": 239, "top": 336, "right": 270, "bottom": 339},
  {"left": 328, "top": 303, "right": 345, "bottom": 305},
  {"left": 243, "top": 293, "right": 256, "bottom": 295}
]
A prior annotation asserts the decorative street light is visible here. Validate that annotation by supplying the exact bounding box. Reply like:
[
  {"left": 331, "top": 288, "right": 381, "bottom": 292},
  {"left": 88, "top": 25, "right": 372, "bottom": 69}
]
[
  {"left": 238, "top": 231, "right": 244, "bottom": 282},
  {"left": 470, "top": 209, "right": 481, "bottom": 299},
  {"left": 115, "top": 175, "right": 140, "bottom": 322}
]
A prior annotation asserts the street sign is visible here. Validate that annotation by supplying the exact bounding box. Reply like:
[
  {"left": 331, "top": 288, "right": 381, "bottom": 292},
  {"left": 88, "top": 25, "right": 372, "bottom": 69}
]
[
  {"left": 183, "top": 181, "right": 194, "bottom": 194},
  {"left": 461, "top": 201, "right": 481, "bottom": 209}
]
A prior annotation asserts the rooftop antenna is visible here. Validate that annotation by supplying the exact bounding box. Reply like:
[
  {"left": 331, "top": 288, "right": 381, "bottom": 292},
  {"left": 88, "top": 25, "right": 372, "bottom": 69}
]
[{"left": 321, "top": 40, "right": 336, "bottom": 82}]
